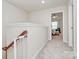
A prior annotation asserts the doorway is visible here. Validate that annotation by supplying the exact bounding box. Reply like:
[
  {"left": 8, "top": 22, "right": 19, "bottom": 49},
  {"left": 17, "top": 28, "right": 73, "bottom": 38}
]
[{"left": 51, "top": 12, "right": 63, "bottom": 39}]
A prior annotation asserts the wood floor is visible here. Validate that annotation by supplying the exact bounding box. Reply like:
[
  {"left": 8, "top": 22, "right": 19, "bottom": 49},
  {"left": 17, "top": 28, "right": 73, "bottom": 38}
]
[{"left": 36, "top": 36, "right": 74, "bottom": 59}]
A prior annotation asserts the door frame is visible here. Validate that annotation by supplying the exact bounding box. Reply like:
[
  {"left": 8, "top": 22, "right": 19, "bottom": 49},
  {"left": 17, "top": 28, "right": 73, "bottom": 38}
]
[
  {"left": 51, "top": 12, "right": 63, "bottom": 39},
  {"left": 50, "top": 10, "right": 68, "bottom": 43}
]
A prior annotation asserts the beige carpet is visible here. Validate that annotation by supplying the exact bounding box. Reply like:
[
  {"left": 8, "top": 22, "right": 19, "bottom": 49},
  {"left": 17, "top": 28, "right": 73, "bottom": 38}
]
[{"left": 36, "top": 36, "right": 74, "bottom": 59}]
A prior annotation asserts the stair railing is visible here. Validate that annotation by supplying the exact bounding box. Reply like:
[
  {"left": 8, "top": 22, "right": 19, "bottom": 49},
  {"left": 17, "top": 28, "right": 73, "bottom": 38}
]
[{"left": 2, "top": 30, "right": 27, "bottom": 59}]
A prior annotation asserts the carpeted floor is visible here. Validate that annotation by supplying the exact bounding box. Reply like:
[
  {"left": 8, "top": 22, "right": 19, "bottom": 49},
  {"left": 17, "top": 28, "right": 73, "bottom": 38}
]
[{"left": 37, "top": 36, "right": 74, "bottom": 59}]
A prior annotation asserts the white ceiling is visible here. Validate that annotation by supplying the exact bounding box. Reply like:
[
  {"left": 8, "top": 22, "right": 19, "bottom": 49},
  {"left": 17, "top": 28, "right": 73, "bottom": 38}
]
[
  {"left": 52, "top": 12, "right": 63, "bottom": 21},
  {"left": 7, "top": 0, "right": 68, "bottom": 12}
]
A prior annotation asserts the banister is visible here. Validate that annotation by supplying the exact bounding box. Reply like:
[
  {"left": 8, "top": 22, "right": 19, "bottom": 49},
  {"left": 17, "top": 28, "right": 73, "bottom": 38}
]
[
  {"left": 2, "top": 30, "right": 27, "bottom": 51},
  {"left": 2, "top": 31, "right": 27, "bottom": 50},
  {"left": 2, "top": 30, "right": 27, "bottom": 59}
]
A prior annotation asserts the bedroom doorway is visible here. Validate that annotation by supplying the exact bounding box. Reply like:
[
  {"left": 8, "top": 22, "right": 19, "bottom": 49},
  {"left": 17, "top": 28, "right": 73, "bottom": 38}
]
[{"left": 51, "top": 12, "right": 63, "bottom": 39}]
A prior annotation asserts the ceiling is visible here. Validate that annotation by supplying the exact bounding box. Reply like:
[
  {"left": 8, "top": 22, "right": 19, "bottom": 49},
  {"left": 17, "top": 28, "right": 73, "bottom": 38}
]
[
  {"left": 52, "top": 12, "right": 63, "bottom": 21},
  {"left": 6, "top": 0, "right": 68, "bottom": 12}
]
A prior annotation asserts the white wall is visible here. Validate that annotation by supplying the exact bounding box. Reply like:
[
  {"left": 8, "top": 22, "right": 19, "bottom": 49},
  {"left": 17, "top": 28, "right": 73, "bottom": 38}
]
[
  {"left": 27, "top": 26, "right": 48, "bottom": 59},
  {"left": 2, "top": 0, "right": 29, "bottom": 59},
  {"left": 6, "top": 23, "right": 48, "bottom": 59},
  {"left": 2, "top": 0, "right": 29, "bottom": 46},
  {"left": 29, "top": 6, "right": 68, "bottom": 43}
]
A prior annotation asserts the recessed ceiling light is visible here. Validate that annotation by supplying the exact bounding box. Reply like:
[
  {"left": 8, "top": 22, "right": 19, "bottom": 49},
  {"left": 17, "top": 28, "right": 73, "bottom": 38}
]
[{"left": 41, "top": 0, "right": 45, "bottom": 4}]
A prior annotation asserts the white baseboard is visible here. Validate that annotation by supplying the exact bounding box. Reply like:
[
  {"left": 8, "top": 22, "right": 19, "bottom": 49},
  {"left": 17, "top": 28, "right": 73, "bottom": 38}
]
[{"left": 32, "top": 40, "right": 49, "bottom": 59}]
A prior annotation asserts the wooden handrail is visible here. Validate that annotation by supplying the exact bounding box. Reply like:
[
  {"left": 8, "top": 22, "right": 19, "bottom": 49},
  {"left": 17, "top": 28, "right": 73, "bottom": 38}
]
[
  {"left": 2, "top": 30, "right": 27, "bottom": 51},
  {"left": 2, "top": 30, "right": 27, "bottom": 59}
]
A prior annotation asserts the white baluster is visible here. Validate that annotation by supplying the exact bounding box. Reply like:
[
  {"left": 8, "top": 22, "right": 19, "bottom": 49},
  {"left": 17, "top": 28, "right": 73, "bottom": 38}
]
[{"left": 14, "top": 38, "right": 17, "bottom": 59}]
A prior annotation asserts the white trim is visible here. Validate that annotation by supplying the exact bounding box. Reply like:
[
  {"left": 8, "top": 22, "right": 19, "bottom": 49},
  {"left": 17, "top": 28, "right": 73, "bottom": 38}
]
[
  {"left": 73, "top": 0, "right": 77, "bottom": 58},
  {"left": 50, "top": 10, "right": 65, "bottom": 41},
  {"left": 6, "top": 23, "right": 48, "bottom": 28},
  {"left": 32, "top": 40, "right": 49, "bottom": 59}
]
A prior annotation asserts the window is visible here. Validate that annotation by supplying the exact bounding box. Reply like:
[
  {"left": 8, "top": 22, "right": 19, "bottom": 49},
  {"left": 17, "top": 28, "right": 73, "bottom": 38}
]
[{"left": 52, "top": 21, "right": 58, "bottom": 29}]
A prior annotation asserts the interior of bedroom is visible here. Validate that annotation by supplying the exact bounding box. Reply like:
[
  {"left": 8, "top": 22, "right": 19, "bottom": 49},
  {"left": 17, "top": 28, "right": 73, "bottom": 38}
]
[{"left": 51, "top": 12, "right": 63, "bottom": 38}]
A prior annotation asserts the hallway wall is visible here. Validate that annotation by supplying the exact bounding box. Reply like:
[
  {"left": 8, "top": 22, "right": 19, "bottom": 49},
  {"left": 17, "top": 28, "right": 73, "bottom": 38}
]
[
  {"left": 2, "top": 0, "right": 29, "bottom": 47},
  {"left": 2, "top": 0, "right": 29, "bottom": 59},
  {"left": 28, "top": 6, "right": 68, "bottom": 43},
  {"left": 6, "top": 24, "right": 48, "bottom": 59}
]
